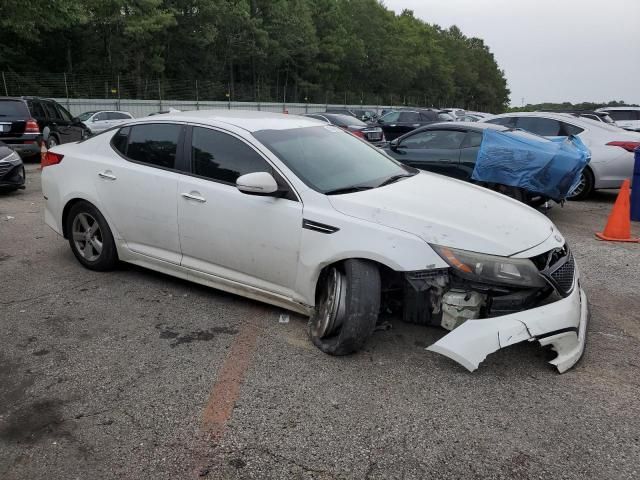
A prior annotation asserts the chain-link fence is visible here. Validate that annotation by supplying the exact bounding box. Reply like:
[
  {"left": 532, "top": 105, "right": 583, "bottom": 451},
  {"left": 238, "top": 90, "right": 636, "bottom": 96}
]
[{"left": 1, "top": 71, "right": 483, "bottom": 111}]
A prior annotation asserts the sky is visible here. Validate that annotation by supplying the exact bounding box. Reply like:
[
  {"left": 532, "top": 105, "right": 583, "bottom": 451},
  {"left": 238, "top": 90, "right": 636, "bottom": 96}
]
[{"left": 384, "top": 0, "right": 640, "bottom": 106}]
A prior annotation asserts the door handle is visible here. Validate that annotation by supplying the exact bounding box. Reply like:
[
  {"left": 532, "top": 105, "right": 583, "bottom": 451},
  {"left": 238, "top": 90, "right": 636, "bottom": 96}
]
[
  {"left": 98, "top": 171, "right": 116, "bottom": 180},
  {"left": 181, "top": 192, "right": 206, "bottom": 203}
]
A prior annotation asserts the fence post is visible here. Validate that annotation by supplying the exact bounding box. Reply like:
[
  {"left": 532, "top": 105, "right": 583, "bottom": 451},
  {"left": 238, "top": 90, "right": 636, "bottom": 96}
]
[
  {"left": 63, "top": 72, "right": 70, "bottom": 110},
  {"left": 1, "top": 72, "right": 7, "bottom": 96},
  {"left": 158, "top": 78, "right": 162, "bottom": 112},
  {"left": 116, "top": 75, "right": 121, "bottom": 111},
  {"left": 195, "top": 80, "right": 199, "bottom": 110}
]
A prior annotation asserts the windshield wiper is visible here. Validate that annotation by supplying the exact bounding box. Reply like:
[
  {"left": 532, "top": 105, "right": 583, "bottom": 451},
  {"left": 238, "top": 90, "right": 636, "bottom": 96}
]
[
  {"left": 325, "top": 185, "right": 374, "bottom": 195},
  {"left": 377, "top": 173, "right": 415, "bottom": 187}
]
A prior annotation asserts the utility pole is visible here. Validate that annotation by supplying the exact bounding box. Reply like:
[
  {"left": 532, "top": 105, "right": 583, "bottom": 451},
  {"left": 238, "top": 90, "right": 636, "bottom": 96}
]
[{"left": 2, "top": 72, "right": 8, "bottom": 96}]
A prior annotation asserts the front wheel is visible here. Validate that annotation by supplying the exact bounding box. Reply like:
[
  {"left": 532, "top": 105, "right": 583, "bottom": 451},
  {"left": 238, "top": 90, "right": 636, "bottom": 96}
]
[
  {"left": 309, "top": 259, "right": 380, "bottom": 356},
  {"left": 47, "top": 135, "right": 58, "bottom": 148}
]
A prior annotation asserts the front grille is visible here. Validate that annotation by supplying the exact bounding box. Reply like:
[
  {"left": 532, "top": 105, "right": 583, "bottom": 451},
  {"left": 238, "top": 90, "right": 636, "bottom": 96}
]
[
  {"left": 0, "top": 163, "right": 12, "bottom": 176},
  {"left": 549, "top": 252, "right": 575, "bottom": 294}
]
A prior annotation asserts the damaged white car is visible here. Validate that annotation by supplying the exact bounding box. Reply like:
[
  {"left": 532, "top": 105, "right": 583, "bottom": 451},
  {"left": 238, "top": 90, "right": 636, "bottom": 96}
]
[{"left": 41, "top": 111, "right": 587, "bottom": 372}]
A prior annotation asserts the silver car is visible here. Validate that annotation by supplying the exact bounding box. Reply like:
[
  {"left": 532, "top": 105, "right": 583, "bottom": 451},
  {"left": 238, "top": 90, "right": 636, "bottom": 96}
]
[{"left": 77, "top": 110, "right": 134, "bottom": 135}]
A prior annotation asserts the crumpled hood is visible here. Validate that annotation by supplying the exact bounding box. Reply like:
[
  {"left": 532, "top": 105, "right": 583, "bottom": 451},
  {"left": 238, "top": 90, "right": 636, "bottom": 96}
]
[{"left": 328, "top": 172, "right": 554, "bottom": 257}]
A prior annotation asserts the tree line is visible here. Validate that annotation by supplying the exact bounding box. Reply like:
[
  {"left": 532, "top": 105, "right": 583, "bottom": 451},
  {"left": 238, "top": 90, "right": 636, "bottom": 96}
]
[{"left": 0, "top": 0, "right": 510, "bottom": 111}]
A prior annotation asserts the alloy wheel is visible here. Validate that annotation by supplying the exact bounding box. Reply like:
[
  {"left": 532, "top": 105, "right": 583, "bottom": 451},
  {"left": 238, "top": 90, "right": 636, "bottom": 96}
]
[
  {"left": 310, "top": 267, "right": 346, "bottom": 339},
  {"left": 72, "top": 212, "right": 103, "bottom": 262}
]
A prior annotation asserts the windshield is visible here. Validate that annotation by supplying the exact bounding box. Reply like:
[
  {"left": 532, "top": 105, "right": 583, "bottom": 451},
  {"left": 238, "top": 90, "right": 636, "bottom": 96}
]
[
  {"left": 253, "top": 126, "right": 411, "bottom": 194},
  {"left": 77, "top": 111, "right": 97, "bottom": 121}
]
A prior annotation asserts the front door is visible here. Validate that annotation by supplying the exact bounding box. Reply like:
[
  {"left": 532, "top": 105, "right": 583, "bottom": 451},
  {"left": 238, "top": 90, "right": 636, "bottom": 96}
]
[
  {"left": 391, "top": 129, "right": 466, "bottom": 178},
  {"left": 178, "top": 126, "right": 302, "bottom": 297},
  {"left": 94, "top": 123, "right": 184, "bottom": 264}
]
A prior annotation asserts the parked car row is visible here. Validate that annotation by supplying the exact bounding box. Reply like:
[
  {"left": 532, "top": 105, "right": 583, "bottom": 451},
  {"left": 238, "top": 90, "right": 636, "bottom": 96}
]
[
  {"left": 481, "top": 112, "right": 640, "bottom": 198},
  {"left": 41, "top": 110, "right": 588, "bottom": 373}
]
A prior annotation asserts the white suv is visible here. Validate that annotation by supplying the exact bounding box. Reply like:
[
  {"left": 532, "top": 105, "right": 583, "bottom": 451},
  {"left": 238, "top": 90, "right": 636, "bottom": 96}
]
[{"left": 41, "top": 111, "right": 588, "bottom": 373}]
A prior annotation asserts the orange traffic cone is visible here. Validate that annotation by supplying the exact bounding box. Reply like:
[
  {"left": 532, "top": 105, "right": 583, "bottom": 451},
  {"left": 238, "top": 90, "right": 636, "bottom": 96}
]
[{"left": 595, "top": 180, "right": 639, "bottom": 242}]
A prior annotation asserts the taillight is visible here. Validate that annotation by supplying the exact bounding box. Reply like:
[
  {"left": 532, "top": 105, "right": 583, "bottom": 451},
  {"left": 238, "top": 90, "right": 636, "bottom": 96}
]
[
  {"left": 350, "top": 129, "right": 366, "bottom": 139},
  {"left": 42, "top": 151, "right": 64, "bottom": 167},
  {"left": 606, "top": 141, "right": 640, "bottom": 152},
  {"left": 25, "top": 118, "right": 40, "bottom": 134}
]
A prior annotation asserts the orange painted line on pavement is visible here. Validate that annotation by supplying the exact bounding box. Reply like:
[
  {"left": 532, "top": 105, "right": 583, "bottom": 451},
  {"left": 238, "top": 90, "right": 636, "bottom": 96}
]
[{"left": 201, "top": 316, "right": 262, "bottom": 439}]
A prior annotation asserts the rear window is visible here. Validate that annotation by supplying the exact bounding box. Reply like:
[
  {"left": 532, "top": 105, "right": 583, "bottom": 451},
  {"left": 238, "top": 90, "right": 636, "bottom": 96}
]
[
  {"left": 516, "top": 117, "right": 562, "bottom": 136},
  {"left": 112, "top": 124, "right": 182, "bottom": 170},
  {"left": 0, "top": 100, "right": 29, "bottom": 117}
]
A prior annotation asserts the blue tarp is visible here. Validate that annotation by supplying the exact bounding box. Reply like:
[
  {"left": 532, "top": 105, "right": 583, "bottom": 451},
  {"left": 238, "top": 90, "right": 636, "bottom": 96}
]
[{"left": 472, "top": 129, "right": 591, "bottom": 202}]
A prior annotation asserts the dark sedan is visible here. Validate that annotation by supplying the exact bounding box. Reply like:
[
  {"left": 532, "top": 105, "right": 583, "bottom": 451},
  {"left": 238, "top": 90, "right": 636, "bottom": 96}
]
[
  {"left": 376, "top": 109, "right": 453, "bottom": 140},
  {"left": 304, "top": 113, "right": 385, "bottom": 145},
  {"left": 382, "top": 122, "right": 552, "bottom": 206},
  {"left": 0, "top": 142, "right": 25, "bottom": 192}
]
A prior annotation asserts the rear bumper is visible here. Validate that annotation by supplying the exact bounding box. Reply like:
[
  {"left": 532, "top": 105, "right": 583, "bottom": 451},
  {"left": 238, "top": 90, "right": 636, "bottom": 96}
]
[
  {"left": 3, "top": 141, "right": 40, "bottom": 157},
  {"left": 427, "top": 271, "right": 588, "bottom": 373}
]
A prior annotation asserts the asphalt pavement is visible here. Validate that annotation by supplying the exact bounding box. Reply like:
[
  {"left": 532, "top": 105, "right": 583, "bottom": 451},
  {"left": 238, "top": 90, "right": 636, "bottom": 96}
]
[{"left": 1, "top": 164, "right": 639, "bottom": 479}]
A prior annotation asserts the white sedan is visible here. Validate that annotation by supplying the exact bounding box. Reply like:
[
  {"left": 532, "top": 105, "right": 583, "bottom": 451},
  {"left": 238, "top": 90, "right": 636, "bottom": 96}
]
[
  {"left": 41, "top": 111, "right": 588, "bottom": 373},
  {"left": 481, "top": 111, "right": 640, "bottom": 199}
]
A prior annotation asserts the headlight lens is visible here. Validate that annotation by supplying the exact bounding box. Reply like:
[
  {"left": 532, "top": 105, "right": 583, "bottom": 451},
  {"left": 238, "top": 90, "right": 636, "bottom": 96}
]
[
  {"left": 431, "top": 245, "right": 547, "bottom": 288},
  {"left": 0, "top": 151, "right": 21, "bottom": 164}
]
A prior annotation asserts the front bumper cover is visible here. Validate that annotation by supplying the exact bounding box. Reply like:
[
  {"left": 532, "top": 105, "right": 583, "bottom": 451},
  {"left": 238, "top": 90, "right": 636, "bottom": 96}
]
[{"left": 426, "top": 272, "right": 588, "bottom": 373}]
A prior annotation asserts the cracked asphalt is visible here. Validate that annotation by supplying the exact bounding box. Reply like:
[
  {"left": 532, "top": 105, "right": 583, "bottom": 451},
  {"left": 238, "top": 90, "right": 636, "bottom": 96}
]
[{"left": 1, "top": 163, "right": 640, "bottom": 479}]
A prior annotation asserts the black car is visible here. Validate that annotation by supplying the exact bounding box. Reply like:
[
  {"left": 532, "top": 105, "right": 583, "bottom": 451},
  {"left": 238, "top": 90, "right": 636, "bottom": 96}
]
[
  {"left": 305, "top": 113, "right": 385, "bottom": 145},
  {"left": 382, "top": 122, "right": 550, "bottom": 206},
  {"left": 376, "top": 109, "right": 453, "bottom": 140},
  {"left": 0, "top": 141, "right": 25, "bottom": 191},
  {"left": 0, "top": 96, "right": 87, "bottom": 158}
]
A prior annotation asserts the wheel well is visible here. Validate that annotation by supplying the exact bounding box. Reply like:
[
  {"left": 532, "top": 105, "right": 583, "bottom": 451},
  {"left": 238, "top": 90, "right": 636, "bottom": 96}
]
[
  {"left": 314, "top": 258, "right": 400, "bottom": 304},
  {"left": 61, "top": 198, "right": 87, "bottom": 239}
]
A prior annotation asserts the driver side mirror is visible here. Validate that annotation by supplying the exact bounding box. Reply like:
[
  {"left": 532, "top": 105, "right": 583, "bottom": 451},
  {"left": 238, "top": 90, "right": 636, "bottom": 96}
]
[{"left": 236, "top": 172, "right": 283, "bottom": 197}]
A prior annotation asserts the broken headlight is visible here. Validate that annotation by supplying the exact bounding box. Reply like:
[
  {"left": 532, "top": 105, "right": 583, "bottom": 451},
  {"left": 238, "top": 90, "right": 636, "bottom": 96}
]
[{"left": 431, "top": 245, "right": 547, "bottom": 288}]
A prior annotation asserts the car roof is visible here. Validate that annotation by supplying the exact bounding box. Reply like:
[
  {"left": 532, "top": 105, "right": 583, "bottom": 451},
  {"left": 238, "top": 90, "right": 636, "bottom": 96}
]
[
  {"left": 420, "top": 121, "right": 506, "bottom": 132},
  {"left": 596, "top": 106, "right": 640, "bottom": 111},
  {"left": 133, "top": 109, "right": 322, "bottom": 132}
]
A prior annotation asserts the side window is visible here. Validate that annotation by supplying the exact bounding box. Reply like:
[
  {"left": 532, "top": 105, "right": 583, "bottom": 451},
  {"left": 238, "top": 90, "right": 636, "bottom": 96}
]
[
  {"left": 401, "top": 130, "right": 466, "bottom": 150},
  {"left": 191, "top": 127, "right": 270, "bottom": 184},
  {"left": 43, "top": 102, "right": 61, "bottom": 120},
  {"left": 398, "top": 111, "right": 420, "bottom": 122},
  {"left": 56, "top": 104, "right": 73, "bottom": 122},
  {"left": 380, "top": 111, "right": 400, "bottom": 123},
  {"left": 28, "top": 101, "right": 46, "bottom": 119},
  {"left": 95, "top": 112, "right": 109, "bottom": 121},
  {"left": 515, "top": 117, "right": 562, "bottom": 136},
  {"left": 110, "top": 112, "right": 131, "bottom": 120},
  {"left": 561, "top": 122, "right": 584, "bottom": 136},
  {"left": 420, "top": 112, "right": 437, "bottom": 122},
  {"left": 461, "top": 131, "right": 483, "bottom": 148},
  {"left": 125, "top": 124, "right": 182, "bottom": 169},
  {"left": 606, "top": 110, "right": 636, "bottom": 121},
  {"left": 111, "top": 127, "right": 130, "bottom": 155},
  {"left": 486, "top": 117, "right": 516, "bottom": 128}
]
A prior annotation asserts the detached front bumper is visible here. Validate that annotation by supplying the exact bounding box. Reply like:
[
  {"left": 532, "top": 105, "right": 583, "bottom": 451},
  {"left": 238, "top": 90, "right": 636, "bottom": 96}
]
[{"left": 427, "top": 272, "right": 588, "bottom": 373}]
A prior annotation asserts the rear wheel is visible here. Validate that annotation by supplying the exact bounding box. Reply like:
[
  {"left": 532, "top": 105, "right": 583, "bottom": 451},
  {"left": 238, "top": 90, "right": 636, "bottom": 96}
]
[
  {"left": 47, "top": 135, "right": 59, "bottom": 148},
  {"left": 66, "top": 201, "right": 118, "bottom": 271},
  {"left": 309, "top": 259, "right": 381, "bottom": 356},
  {"left": 568, "top": 168, "right": 594, "bottom": 200}
]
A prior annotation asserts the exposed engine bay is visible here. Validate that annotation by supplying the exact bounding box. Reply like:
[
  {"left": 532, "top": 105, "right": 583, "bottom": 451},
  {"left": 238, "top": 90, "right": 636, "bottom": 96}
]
[{"left": 381, "top": 244, "right": 587, "bottom": 373}]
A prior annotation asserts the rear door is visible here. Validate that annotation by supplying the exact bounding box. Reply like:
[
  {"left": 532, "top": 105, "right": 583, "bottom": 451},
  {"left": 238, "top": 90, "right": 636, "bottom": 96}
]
[
  {"left": 395, "top": 111, "right": 422, "bottom": 135},
  {"left": 109, "top": 112, "right": 133, "bottom": 128},
  {"left": 459, "top": 130, "right": 484, "bottom": 180},
  {"left": 94, "top": 123, "right": 184, "bottom": 264},
  {"left": 390, "top": 129, "right": 466, "bottom": 178}
]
